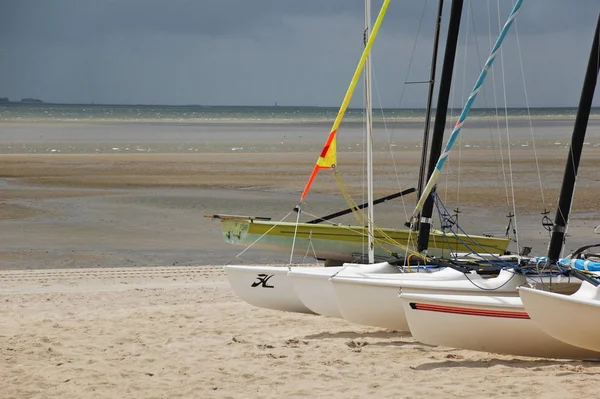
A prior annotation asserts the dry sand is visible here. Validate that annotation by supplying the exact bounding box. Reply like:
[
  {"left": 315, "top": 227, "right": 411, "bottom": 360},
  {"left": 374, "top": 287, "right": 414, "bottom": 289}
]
[{"left": 2, "top": 266, "right": 600, "bottom": 399}]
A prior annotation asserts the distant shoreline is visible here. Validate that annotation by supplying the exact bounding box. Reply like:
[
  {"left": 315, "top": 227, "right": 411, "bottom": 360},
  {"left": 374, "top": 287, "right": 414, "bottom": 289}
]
[
  {"left": 2, "top": 102, "right": 599, "bottom": 126},
  {"left": 1, "top": 118, "right": 597, "bottom": 128},
  {"left": 0, "top": 101, "right": 597, "bottom": 112}
]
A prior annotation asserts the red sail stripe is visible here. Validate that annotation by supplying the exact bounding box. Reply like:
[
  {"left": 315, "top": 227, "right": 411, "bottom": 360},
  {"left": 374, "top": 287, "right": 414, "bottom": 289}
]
[{"left": 319, "top": 129, "right": 337, "bottom": 158}]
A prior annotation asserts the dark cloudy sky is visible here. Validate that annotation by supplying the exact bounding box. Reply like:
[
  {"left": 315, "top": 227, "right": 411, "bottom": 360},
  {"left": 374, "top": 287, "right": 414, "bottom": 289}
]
[{"left": 1, "top": 1, "right": 598, "bottom": 107}]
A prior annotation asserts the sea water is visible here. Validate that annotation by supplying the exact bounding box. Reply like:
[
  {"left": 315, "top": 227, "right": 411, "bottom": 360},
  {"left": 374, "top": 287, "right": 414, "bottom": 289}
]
[
  {"left": 1, "top": 103, "right": 599, "bottom": 154},
  {"left": 2, "top": 103, "right": 598, "bottom": 123}
]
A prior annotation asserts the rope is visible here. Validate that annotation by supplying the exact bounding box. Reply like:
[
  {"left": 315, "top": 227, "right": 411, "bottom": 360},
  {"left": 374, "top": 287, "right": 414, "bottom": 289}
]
[
  {"left": 371, "top": 66, "right": 412, "bottom": 225},
  {"left": 301, "top": 230, "right": 321, "bottom": 266},
  {"left": 235, "top": 210, "right": 295, "bottom": 259},
  {"left": 412, "top": 0, "right": 524, "bottom": 220},
  {"left": 386, "top": 0, "right": 431, "bottom": 223},
  {"left": 514, "top": 18, "right": 547, "bottom": 211},
  {"left": 433, "top": 193, "right": 516, "bottom": 269},
  {"left": 496, "top": 0, "right": 520, "bottom": 250},
  {"left": 333, "top": 169, "right": 423, "bottom": 259},
  {"left": 289, "top": 204, "right": 303, "bottom": 267},
  {"left": 462, "top": 267, "right": 520, "bottom": 291},
  {"left": 484, "top": 0, "right": 509, "bottom": 211}
]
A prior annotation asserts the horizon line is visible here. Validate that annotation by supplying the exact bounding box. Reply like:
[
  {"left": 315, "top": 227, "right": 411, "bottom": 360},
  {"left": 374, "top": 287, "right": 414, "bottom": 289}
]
[{"left": 0, "top": 100, "right": 592, "bottom": 110}]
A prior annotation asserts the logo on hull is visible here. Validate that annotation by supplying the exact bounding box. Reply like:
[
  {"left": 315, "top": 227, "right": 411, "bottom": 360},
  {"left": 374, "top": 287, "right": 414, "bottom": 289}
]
[{"left": 251, "top": 273, "right": 275, "bottom": 288}]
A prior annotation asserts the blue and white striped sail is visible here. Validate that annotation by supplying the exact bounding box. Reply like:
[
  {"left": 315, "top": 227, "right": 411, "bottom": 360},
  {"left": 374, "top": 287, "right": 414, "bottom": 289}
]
[{"left": 412, "top": 0, "right": 524, "bottom": 220}]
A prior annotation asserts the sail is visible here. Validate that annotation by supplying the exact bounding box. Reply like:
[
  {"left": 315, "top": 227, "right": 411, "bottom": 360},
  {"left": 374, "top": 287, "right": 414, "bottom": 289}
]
[
  {"left": 411, "top": 0, "right": 523, "bottom": 220},
  {"left": 301, "top": 0, "right": 391, "bottom": 200}
]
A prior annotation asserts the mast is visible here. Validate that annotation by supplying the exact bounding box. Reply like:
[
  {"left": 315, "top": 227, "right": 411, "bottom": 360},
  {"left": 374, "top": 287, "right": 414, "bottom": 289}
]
[
  {"left": 365, "top": 0, "right": 375, "bottom": 263},
  {"left": 417, "top": 0, "right": 444, "bottom": 201},
  {"left": 546, "top": 12, "right": 600, "bottom": 265},
  {"left": 417, "top": 0, "right": 463, "bottom": 252}
]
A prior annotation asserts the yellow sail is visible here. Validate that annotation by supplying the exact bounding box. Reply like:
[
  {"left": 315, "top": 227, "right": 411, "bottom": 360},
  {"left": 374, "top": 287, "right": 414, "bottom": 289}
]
[{"left": 301, "top": 0, "right": 391, "bottom": 200}]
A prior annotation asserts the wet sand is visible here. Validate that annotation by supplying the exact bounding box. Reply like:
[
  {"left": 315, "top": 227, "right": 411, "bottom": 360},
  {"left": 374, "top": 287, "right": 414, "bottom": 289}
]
[{"left": 1, "top": 145, "right": 600, "bottom": 269}]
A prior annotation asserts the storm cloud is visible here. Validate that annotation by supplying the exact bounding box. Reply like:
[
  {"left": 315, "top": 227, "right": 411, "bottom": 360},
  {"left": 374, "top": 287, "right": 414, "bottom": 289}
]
[{"left": 1, "top": 0, "right": 598, "bottom": 107}]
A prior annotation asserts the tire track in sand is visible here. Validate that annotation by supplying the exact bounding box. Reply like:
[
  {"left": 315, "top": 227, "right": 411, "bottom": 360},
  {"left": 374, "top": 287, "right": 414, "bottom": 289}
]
[{"left": 0, "top": 266, "right": 225, "bottom": 285}]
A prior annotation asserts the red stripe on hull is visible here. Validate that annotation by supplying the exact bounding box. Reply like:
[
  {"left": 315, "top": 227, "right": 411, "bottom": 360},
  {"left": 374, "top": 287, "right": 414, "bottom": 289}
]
[{"left": 410, "top": 302, "right": 530, "bottom": 319}]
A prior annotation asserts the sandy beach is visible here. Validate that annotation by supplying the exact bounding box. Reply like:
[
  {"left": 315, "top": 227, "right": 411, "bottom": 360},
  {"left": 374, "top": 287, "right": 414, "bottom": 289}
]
[
  {"left": 2, "top": 118, "right": 600, "bottom": 397},
  {"left": 3, "top": 266, "right": 600, "bottom": 399}
]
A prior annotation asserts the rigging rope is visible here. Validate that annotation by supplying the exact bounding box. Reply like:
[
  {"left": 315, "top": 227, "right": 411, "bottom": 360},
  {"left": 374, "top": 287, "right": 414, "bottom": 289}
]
[
  {"left": 378, "top": 0, "right": 431, "bottom": 224},
  {"left": 234, "top": 210, "right": 295, "bottom": 260},
  {"left": 514, "top": 18, "right": 547, "bottom": 212},
  {"left": 411, "top": 0, "right": 524, "bottom": 222},
  {"left": 332, "top": 170, "right": 423, "bottom": 259},
  {"left": 371, "top": 64, "right": 412, "bottom": 226},
  {"left": 495, "top": 0, "right": 520, "bottom": 249},
  {"left": 487, "top": 0, "right": 512, "bottom": 212},
  {"left": 289, "top": 205, "right": 304, "bottom": 267}
]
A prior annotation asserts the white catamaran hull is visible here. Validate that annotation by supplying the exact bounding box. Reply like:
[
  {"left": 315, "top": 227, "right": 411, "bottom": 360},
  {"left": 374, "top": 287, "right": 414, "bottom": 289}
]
[
  {"left": 223, "top": 265, "right": 326, "bottom": 314},
  {"left": 399, "top": 271, "right": 600, "bottom": 359},
  {"left": 225, "top": 262, "right": 400, "bottom": 317},
  {"left": 519, "top": 282, "right": 600, "bottom": 353},
  {"left": 288, "top": 262, "right": 400, "bottom": 318},
  {"left": 330, "top": 267, "right": 474, "bottom": 331}
]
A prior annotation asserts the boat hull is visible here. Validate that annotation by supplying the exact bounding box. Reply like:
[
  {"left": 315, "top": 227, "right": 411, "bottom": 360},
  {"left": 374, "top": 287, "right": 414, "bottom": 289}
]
[
  {"left": 220, "top": 219, "right": 510, "bottom": 263},
  {"left": 331, "top": 268, "right": 475, "bottom": 331},
  {"left": 519, "top": 282, "right": 600, "bottom": 353},
  {"left": 399, "top": 272, "right": 600, "bottom": 359},
  {"left": 223, "top": 265, "right": 320, "bottom": 314},
  {"left": 288, "top": 262, "right": 400, "bottom": 318}
]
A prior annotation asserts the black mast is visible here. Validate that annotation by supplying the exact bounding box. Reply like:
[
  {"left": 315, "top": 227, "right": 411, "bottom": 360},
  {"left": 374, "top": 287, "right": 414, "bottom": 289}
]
[
  {"left": 417, "top": 0, "right": 464, "bottom": 252},
  {"left": 417, "top": 0, "right": 444, "bottom": 201},
  {"left": 547, "top": 12, "right": 600, "bottom": 265}
]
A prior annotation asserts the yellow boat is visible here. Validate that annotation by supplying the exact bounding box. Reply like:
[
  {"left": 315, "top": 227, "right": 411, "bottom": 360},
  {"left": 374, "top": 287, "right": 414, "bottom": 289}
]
[{"left": 211, "top": 214, "right": 510, "bottom": 264}]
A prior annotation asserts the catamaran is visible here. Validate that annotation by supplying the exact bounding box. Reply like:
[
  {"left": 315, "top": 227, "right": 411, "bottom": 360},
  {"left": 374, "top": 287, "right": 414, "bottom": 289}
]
[
  {"left": 518, "top": 245, "right": 600, "bottom": 353},
  {"left": 219, "top": 0, "right": 541, "bottom": 320},
  {"left": 519, "top": 277, "right": 600, "bottom": 353},
  {"left": 293, "top": 0, "right": 530, "bottom": 331},
  {"left": 398, "top": 5, "right": 600, "bottom": 359}
]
